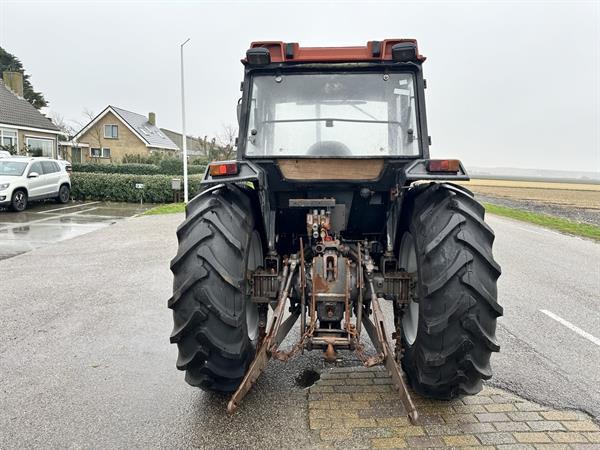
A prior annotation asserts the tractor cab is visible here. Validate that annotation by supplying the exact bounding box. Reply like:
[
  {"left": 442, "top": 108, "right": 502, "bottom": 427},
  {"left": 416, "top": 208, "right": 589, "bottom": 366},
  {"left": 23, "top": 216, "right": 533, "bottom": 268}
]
[
  {"left": 237, "top": 40, "right": 431, "bottom": 176},
  {"left": 170, "top": 40, "right": 501, "bottom": 424}
]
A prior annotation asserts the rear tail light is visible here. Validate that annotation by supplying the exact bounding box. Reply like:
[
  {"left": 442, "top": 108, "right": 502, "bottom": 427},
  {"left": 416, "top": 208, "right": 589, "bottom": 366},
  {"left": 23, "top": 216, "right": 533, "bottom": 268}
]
[
  {"left": 427, "top": 159, "right": 460, "bottom": 173},
  {"left": 208, "top": 162, "right": 239, "bottom": 177}
]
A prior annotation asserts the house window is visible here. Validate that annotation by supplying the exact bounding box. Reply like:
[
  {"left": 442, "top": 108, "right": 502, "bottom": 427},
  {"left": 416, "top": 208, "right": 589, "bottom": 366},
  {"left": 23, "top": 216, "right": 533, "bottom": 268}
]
[
  {"left": 0, "top": 129, "right": 17, "bottom": 148},
  {"left": 26, "top": 137, "right": 55, "bottom": 157},
  {"left": 90, "top": 147, "right": 111, "bottom": 158},
  {"left": 104, "top": 125, "right": 118, "bottom": 139}
]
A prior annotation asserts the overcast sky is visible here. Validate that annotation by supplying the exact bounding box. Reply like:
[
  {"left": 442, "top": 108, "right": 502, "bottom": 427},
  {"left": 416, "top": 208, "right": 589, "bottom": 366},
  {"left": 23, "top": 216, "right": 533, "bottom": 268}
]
[{"left": 0, "top": 0, "right": 598, "bottom": 172}]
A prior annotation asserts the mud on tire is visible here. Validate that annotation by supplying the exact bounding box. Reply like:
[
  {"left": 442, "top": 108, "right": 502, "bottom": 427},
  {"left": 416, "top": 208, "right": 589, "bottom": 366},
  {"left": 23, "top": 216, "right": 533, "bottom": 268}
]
[
  {"left": 168, "top": 184, "right": 262, "bottom": 392},
  {"left": 399, "top": 182, "right": 503, "bottom": 399}
]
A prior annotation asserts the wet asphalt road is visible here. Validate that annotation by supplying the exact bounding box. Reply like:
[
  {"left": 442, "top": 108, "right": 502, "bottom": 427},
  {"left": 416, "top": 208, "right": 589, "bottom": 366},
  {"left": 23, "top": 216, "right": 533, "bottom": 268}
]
[
  {"left": 487, "top": 214, "right": 600, "bottom": 421},
  {"left": 0, "top": 213, "right": 321, "bottom": 449},
  {"left": 0, "top": 201, "right": 151, "bottom": 261},
  {"left": 0, "top": 212, "right": 599, "bottom": 448}
]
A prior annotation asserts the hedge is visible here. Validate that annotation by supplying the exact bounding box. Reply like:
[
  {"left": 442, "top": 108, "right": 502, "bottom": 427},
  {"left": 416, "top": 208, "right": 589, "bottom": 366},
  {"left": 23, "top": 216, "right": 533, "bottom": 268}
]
[
  {"left": 72, "top": 160, "right": 207, "bottom": 176},
  {"left": 73, "top": 163, "right": 161, "bottom": 175},
  {"left": 71, "top": 172, "right": 204, "bottom": 203}
]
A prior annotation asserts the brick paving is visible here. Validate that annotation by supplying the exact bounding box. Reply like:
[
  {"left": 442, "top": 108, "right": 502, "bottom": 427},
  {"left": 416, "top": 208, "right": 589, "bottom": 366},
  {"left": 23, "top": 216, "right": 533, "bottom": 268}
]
[{"left": 308, "top": 366, "right": 599, "bottom": 449}]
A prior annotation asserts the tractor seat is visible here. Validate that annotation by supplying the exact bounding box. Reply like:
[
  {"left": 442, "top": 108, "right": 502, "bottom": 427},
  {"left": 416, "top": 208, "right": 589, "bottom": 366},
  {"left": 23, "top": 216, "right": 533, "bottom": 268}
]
[{"left": 307, "top": 141, "right": 351, "bottom": 157}]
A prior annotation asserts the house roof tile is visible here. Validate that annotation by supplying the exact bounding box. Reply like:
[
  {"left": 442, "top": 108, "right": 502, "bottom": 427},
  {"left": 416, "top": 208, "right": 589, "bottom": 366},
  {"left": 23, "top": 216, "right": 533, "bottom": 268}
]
[
  {"left": 110, "top": 106, "right": 179, "bottom": 151},
  {"left": 74, "top": 106, "right": 179, "bottom": 151},
  {"left": 0, "top": 82, "right": 60, "bottom": 132}
]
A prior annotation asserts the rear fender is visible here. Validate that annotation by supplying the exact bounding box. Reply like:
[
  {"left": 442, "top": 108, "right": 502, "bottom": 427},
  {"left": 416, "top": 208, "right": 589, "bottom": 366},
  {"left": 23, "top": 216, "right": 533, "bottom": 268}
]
[
  {"left": 199, "top": 161, "right": 274, "bottom": 253},
  {"left": 386, "top": 159, "right": 468, "bottom": 253},
  {"left": 401, "top": 159, "right": 469, "bottom": 184},
  {"left": 201, "top": 160, "right": 264, "bottom": 186}
]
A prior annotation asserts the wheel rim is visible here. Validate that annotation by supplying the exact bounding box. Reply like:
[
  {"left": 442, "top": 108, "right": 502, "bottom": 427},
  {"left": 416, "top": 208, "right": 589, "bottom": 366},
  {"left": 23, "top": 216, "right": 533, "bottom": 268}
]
[
  {"left": 246, "top": 231, "right": 262, "bottom": 342},
  {"left": 14, "top": 192, "right": 26, "bottom": 210},
  {"left": 400, "top": 232, "right": 419, "bottom": 346},
  {"left": 60, "top": 186, "right": 69, "bottom": 202}
]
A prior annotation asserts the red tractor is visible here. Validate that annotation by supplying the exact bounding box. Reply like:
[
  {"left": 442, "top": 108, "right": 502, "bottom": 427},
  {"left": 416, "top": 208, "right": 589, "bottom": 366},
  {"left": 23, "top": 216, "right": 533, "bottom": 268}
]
[{"left": 169, "top": 39, "right": 503, "bottom": 422}]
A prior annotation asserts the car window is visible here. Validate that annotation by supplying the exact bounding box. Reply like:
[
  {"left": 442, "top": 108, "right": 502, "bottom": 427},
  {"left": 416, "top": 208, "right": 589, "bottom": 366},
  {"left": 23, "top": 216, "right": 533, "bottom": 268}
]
[
  {"left": 41, "top": 161, "right": 59, "bottom": 174},
  {"left": 29, "top": 161, "right": 44, "bottom": 175},
  {"left": 0, "top": 161, "right": 28, "bottom": 176}
]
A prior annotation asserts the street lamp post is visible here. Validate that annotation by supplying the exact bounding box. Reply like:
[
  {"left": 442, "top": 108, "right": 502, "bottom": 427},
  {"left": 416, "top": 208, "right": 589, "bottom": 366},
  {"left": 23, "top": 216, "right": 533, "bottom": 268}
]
[{"left": 180, "top": 37, "right": 191, "bottom": 203}]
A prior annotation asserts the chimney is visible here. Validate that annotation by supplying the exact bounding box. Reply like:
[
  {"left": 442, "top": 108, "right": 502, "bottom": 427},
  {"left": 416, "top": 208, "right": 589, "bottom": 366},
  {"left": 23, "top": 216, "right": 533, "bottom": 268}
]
[
  {"left": 2, "top": 71, "right": 24, "bottom": 97},
  {"left": 148, "top": 112, "right": 156, "bottom": 125}
]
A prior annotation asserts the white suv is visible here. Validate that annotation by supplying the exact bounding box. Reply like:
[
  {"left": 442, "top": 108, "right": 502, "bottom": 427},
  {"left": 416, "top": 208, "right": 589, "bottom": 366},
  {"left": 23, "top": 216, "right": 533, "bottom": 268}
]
[{"left": 0, "top": 157, "right": 71, "bottom": 212}]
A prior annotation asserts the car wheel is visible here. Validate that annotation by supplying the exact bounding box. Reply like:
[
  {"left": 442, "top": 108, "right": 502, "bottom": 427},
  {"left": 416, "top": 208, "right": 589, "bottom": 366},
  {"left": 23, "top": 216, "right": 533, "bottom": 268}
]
[
  {"left": 11, "top": 190, "right": 28, "bottom": 212},
  {"left": 57, "top": 184, "right": 70, "bottom": 204}
]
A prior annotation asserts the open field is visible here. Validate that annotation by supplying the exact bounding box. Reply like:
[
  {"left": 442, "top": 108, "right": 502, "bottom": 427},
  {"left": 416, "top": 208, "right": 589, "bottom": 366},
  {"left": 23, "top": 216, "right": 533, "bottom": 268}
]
[
  {"left": 463, "top": 179, "right": 600, "bottom": 191},
  {"left": 460, "top": 178, "right": 600, "bottom": 210}
]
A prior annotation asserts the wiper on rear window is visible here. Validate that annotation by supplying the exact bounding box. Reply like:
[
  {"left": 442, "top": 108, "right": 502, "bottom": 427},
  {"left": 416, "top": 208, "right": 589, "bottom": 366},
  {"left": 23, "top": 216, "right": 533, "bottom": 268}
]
[{"left": 262, "top": 118, "right": 400, "bottom": 125}]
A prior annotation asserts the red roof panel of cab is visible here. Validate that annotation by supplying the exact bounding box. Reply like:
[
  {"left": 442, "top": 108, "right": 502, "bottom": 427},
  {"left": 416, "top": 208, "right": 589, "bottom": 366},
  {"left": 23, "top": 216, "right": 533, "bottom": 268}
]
[{"left": 245, "top": 39, "right": 426, "bottom": 64}]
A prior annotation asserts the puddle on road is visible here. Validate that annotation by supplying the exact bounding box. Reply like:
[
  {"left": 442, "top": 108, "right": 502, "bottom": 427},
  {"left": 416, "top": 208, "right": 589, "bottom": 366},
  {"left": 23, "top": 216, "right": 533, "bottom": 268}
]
[
  {"left": 55, "top": 216, "right": 117, "bottom": 225},
  {"left": 0, "top": 222, "right": 113, "bottom": 261},
  {"left": 77, "top": 207, "right": 150, "bottom": 217},
  {"left": 0, "top": 201, "right": 150, "bottom": 261}
]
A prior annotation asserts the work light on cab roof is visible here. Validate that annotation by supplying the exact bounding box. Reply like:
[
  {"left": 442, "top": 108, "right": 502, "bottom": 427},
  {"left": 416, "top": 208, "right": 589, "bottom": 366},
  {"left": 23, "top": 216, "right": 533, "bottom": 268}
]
[{"left": 170, "top": 39, "right": 502, "bottom": 427}]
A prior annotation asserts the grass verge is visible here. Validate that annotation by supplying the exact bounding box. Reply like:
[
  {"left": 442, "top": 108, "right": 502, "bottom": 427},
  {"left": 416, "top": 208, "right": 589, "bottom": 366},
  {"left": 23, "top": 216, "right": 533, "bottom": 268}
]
[
  {"left": 143, "top": 203, "right": 185, "bottom": 215},
  {"left": 483, "top": 202, "right": 600, "bottom": 241}
]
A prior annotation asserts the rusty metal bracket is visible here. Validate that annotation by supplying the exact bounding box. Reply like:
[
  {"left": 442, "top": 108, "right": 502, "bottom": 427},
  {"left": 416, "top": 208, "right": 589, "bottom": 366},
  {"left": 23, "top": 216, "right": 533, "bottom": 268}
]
[
  {"left": 299, "top": 237, "right": 307, "bottom": 341},
  {"left": 361, "top": 263, "right": 419, "bottom": 425},
  {"left": 382, "top": 271, "right": 413, "bottom": 304},
  {"left": 227, "top": 258, "right": 298, "bottom": 413},
  {"left": 362, "top": 295, "right": 419, "bottom": 424},
  {"left": 250, "top": 269, "right": 280, "bottom": 303}
]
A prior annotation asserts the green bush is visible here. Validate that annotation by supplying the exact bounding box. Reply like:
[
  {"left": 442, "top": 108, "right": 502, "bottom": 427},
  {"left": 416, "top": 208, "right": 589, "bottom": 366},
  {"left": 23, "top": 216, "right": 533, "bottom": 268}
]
[
  {"left": 190, "top": 157, "right": 210, "bottom": 166},
  {"left": 157, "top": 158, "right": 207, "bottom": 175},
  {"left": 70, "top": 173, "right": 204, "bottom": 203},
  {"left": 72, "top": 163, "right": 161, "bottom": 175},
  {"left": 122, "top": 153, "right": 163, "bottom": 165},
  {"left": 158, "top": 158, "right": 180, "bottom": 174},
  {"left": 72, "top": 161, "right": 207, "bottom": 176}
]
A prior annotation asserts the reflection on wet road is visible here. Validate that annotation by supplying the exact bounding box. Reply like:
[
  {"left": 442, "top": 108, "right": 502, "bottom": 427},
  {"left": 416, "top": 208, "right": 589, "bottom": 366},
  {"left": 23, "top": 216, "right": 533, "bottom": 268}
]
[{"left": 0, "top": 202, "right": 152, "bottom": 260}]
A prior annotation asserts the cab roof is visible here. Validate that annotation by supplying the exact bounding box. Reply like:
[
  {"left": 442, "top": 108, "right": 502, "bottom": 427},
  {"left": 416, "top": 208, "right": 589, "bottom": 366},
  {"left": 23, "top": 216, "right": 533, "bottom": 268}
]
[{"left": 244, "top": 39, "right": 426, "bottom": 64}]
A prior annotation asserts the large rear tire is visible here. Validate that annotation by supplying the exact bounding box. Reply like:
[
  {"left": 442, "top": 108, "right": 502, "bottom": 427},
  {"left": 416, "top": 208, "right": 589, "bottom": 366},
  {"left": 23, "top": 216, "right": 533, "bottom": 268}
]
[
  {"left": 169, "top": 185, "right": 263, "bottom": 392},
  {"left": 399, "top": 182, "right": 503, "bottom": 399}
]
